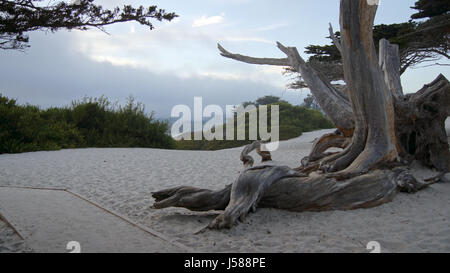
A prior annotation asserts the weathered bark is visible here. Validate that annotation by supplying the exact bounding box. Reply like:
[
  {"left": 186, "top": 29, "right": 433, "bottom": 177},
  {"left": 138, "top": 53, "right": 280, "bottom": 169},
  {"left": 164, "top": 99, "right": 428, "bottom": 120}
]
[
  {"left": 152, "top": 142, "right": 435, "bottom": 229},
  {"left": 152, "top": 0, "right": 449, "bottom": 229},
  {"left": 152, "top": 185, "right": 231, "bottom": 212},
  {"left": 300, "top": 129, "right": 350, "bottom": 166},
  {"left": 327, "top": 0, "right": 399, "bottom": 179},
  {"left": 396, "top": 75, "right": 450, "bottom": 172},
  {"left": 152, "top": 160, "right": 433, "bottom": 229},
  {"left": 240, "top": 140, "right": 272, "bottom": 168},
  {"left": 328, "top": 23, "right": 343, "bottom": 55},
  {"left": 379, "top": 39, "right": 404, "bottom": 100},
  {"left": 218, "top": 29, "right": 449, "bottom": 173},
  {"left": 296, "top": 73, "right": 450, "bottom": 175}
]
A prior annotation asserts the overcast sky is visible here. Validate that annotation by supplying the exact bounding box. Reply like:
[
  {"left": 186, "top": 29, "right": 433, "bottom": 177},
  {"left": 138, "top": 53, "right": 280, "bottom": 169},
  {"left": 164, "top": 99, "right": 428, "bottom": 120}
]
[{"left": 0, "top": 0, "right": 449, "bottom": 119}]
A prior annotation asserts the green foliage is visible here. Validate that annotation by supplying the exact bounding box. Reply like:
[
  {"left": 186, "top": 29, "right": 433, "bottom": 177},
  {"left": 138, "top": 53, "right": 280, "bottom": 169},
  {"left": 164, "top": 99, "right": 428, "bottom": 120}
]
[
  {"left": 0, "top": 0, "right": 177, "bottom": 50},
  {"left": 176, "top": 98, "right": 333, "bottom": 151},
  {"left": 241, "top": 95, "right": 287, "bottom": 108},
  {"left": 277, "top": 101, "right": 332, "bottom": 132},
  {"left": 305, "top": 44, "right": 341, "bottom": 63},
  {"left": 372, "top": 22, "right": 417, "bottom": 49},
  {"left": 0, "top": 94, "right": 175, "bottom": 154},
  {"left": 306, "top": 22, "right": 418, "bottom": 63},
  {"left": 411, "top": 0, "right": 450, "bottom": 19},
  {"left": 298, "top": 0, "right": 449, "bottom": 86},
  {"left": 255, "top": 96, "right": 286, "bottom": 106}
]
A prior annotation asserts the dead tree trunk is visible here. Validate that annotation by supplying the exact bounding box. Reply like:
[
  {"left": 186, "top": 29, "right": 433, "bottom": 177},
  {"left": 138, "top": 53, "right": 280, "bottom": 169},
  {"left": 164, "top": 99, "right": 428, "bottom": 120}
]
[
  {"left": 152, "top": 0, "right": 449, "bottom": 229},
  {"left": 325, "top": 0, "right": 399, "bottom": 177}
]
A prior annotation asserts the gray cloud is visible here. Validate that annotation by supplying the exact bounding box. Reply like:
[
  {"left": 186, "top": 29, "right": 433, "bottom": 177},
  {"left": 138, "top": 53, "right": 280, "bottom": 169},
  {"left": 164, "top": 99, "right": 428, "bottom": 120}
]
[{"left": 0, "top": 31, "right": 305, "bottom": 119}]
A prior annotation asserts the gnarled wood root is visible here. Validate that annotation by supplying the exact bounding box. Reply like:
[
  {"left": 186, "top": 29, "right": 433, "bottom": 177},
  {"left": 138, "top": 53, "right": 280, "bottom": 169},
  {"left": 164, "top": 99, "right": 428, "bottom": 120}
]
[
  {"left": 240, "top": 140, "right": 272, "bottom": 168},
  {"left": 303, "top": 129, "right": 350, "bottom": 163},
  {"left": 151, "top": 165, "right": 436, "bottom": 229},
  {"left": 297, "top": 130, "right": 351, "bottom": 174},
  {"left": 208, "top": 165, "right": 303, "bottom": 229},
  {"left": 152, "top": 185, "right": 231, "bottom": 211}
]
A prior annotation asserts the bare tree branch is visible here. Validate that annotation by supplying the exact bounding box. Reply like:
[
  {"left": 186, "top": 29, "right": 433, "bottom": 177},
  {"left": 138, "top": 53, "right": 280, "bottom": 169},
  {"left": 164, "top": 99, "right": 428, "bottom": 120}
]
[
  {"left": 329, "top": 23, "right": 343, "bottom": 54},
  {"left": 217, "top": 42, "right": 355, "bottom": 135},
  {"left": 217, "top": 44, "right": 290, "bottom": 66}
]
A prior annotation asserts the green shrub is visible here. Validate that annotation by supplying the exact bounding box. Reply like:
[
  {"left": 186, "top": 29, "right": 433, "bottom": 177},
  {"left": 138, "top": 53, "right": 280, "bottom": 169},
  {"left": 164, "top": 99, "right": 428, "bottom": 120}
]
[
  {"left": 0, "top": 94, "right": 175, "bottom": 154},
  {"left": 176, "top": 98, "right": 334, "bottom": 151}
]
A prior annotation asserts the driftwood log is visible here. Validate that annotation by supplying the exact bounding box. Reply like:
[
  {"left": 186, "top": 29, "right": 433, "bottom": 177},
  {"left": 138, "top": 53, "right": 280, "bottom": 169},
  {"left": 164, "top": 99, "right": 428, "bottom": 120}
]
[{"left": 152, "top": 0, "right": 449, "bottom": 229}]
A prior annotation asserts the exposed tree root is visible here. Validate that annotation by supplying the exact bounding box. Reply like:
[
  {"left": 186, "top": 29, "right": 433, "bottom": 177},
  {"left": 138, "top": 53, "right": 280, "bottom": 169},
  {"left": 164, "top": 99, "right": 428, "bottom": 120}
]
[
  {"left": 152, "top": 164, "right": 437, "bottom": 229},
  {"left": 302, "top": 130, "right": 350, "bottom": 163},
  {"left": 297, "top": 74, "right": 450, "bottom": 175},
  {"left": 152, "top": 185, "right": 231, "bottom": 211},
  {"left": 240, "top": 141, "right": 272, "bottom": 168},
  {"left": 396, "top": 74, "right": 450, "bottom": 172},
  {"left": 208, "top": 165, "right": 303, "bottom": 229}
]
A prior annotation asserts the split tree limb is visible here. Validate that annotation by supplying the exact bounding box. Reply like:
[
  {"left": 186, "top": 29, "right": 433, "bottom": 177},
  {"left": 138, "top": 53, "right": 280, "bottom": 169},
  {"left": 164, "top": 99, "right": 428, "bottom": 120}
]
[
  {"left": 329, "top": 23, "right": 343, "bottom": 54},
  {"left": 379, "top": 38, "right": 404, "bottom": 100}
]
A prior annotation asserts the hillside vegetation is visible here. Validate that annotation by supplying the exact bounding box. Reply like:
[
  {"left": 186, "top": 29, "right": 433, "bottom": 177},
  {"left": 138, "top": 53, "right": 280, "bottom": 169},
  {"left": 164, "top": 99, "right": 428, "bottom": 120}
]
[
  {"left": 176, "top": 97, "right": 334, "bottom": 151},
  {"left": 0, "top": 94, "right": 333, "bottom": 154},
  {"left": 0, "top": 94, "right": 175, "bottom": 154}
]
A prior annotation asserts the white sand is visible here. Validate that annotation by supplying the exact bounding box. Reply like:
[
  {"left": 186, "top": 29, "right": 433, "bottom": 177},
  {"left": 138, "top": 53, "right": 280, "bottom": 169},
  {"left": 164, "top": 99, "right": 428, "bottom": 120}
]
[
  {"left": 0, "top": 125, "right": 449, "bottom": 253},
  {"left": 0, "top": 187, "right": 188, "bottom": 253},
  {"left": 0, "top": 217, "right": 32, "bottom": 253}
]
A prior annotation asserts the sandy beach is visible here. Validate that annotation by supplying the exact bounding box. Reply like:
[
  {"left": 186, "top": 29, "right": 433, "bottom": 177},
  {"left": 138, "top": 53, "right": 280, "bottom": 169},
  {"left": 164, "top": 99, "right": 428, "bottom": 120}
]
[{"left": 1, "top": 119, "right": 449, "bottom": 253}]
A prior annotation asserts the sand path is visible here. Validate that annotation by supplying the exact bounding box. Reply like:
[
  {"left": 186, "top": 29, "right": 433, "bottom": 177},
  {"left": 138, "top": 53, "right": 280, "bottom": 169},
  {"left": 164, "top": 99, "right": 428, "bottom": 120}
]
[{"left": 0, "top": 187, "right": 188, "bottom": 253}]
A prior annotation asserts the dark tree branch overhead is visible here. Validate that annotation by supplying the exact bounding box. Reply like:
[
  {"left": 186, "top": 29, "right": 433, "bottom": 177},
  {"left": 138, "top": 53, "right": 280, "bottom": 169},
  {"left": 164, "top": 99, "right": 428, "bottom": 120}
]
[{"left": 0, "top": 0, "right": 177, "bottom": 50}]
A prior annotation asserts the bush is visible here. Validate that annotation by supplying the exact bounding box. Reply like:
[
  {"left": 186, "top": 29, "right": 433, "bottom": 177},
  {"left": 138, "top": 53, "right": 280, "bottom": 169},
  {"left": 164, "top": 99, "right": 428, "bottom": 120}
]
[
  {"left": 0, "top": 94, "right": 175, "bottom": 154},
  {"left": 176, "top": 98, "right": 334, "bottom": 151}
]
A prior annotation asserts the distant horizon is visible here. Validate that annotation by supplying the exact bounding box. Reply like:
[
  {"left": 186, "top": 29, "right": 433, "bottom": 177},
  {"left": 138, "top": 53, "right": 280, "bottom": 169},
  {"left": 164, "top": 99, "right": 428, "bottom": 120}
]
[{"left": 0, "top": 91, "right": 308, "bottom": 121}]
